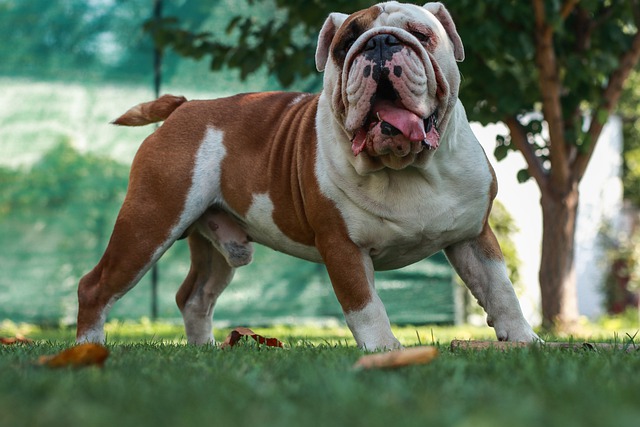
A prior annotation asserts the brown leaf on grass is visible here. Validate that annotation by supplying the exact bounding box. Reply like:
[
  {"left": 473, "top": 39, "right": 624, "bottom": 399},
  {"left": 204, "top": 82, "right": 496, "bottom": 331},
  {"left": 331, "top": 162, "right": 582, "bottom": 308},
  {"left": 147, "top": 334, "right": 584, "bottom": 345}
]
[
  {"left": 38, "top": 343, "right": 109, "bottom": 368},
  {"left": 220, "top": 327, "right": 284, "bottom": 349},
  {"left": 0, "top": 335, "right": 34, "bottom": 345},
  {"left": 353, "top": 346, "right": 439, "bottom": 370}
]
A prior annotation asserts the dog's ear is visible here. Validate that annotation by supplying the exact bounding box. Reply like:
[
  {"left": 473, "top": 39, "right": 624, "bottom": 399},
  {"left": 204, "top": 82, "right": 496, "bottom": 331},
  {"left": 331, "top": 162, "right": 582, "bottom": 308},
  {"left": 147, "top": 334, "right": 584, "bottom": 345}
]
[
  {"left": 423, "top": 2, "right": 464, "bottom": 62},
  {"left": 315, "top": 12, "right": 349, "bottom": 72}
]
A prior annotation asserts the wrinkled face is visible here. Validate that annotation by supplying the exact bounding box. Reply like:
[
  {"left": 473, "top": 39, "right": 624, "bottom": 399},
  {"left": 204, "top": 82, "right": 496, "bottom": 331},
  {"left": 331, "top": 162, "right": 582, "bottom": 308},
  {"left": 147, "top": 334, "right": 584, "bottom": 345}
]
[{"left": 316, "top": 2, "right": 464, "bottom": 170}]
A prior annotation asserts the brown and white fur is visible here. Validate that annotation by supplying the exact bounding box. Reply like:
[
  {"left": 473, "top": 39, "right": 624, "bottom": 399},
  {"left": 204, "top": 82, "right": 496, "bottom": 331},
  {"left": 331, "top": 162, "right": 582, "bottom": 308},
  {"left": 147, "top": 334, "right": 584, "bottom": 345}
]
[{"left": 76, "top": 1, "right": 539, "bottom": 349}]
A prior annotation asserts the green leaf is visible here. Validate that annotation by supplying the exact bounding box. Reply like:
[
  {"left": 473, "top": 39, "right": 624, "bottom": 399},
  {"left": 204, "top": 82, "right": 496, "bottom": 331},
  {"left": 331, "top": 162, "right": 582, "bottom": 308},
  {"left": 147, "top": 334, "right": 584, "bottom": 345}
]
[
  {"left": 494, "top": 144, "right": 510, "bottom": 161},
  {"left": 226, "top": 16, "right": 243, "bottom": 34},
  {"left": 517, "top": 169, "right": 531, "bottom": 184},
  {"left": 527, "top": 119, "right": 543, "bottom": 135},
  {"left": 597, "top": 108, "right": 610, "bottom": 126}
]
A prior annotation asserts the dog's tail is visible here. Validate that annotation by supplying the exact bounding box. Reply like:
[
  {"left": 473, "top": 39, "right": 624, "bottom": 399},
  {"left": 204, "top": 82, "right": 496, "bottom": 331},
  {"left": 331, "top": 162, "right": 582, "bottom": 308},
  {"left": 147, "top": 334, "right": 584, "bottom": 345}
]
[{"left": 112, "top": 94, "right": 187, "bottom": 126}]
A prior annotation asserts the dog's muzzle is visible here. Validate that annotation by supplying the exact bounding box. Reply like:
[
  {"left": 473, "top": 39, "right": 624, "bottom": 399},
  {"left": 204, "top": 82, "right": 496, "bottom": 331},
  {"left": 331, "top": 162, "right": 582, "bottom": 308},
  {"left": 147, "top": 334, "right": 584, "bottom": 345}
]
[{"left": 343, "top": 31, "right": 440, "bottom": 159}]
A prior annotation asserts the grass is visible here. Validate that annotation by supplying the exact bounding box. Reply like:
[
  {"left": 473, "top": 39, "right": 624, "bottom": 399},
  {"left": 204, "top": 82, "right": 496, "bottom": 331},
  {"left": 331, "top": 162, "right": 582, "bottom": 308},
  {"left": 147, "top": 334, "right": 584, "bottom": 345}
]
[{"left": 1, "top": 321, "right": 639, "bottom": 427}]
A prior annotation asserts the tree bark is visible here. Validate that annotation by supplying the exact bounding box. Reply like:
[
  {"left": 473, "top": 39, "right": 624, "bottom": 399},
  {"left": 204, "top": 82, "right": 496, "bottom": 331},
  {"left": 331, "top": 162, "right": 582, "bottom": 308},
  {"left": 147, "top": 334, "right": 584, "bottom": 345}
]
[{"left": 538, "top": 183, "right": 580, "bottom": 331}]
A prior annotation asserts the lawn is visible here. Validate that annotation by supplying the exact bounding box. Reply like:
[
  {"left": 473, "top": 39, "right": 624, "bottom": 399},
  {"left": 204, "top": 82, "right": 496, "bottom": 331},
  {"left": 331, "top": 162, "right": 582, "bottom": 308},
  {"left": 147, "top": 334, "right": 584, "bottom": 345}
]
[{"left": 1, "top": 321, "right": 639, "bottom": 427}]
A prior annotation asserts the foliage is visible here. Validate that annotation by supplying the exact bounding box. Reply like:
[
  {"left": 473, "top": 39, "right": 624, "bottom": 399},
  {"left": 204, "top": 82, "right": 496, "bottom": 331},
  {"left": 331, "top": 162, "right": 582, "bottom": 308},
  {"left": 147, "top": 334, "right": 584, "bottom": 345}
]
[
  {"left": 618, "top": 69, "right": 640, "bottom": 206},
  {"left": 0, "top": 0, "right": 278, "bottom": 91},
  {"left": 0, "top": 140, "right": 128, "bottom": 251},
  {"left": 489, "top": 201, "right": 521, "bottom": 287},
  {"left": 0, "top": 141, "right": 130, "bottom": 322},
  {"left": 601, "top": 65, "right": 640, "bottom": 309},
  {"left": 0, "top": 0, "right": 152, "bottom": 83},
  {"left": 144, "top": 0, "right": 369, "bottom": 89},
  {"left": 600, "top": 220, "right": 640, "bottom": 313},
  {"left": 597, "top": 308, "right": 640, "bottom": 330}
]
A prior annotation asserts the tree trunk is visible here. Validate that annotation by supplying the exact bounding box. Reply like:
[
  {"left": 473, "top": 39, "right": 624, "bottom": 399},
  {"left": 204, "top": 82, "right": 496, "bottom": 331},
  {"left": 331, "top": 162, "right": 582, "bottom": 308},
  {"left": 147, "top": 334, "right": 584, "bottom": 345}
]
[{"left": 539, "top": 183, "right": 580, "bottom": 331}]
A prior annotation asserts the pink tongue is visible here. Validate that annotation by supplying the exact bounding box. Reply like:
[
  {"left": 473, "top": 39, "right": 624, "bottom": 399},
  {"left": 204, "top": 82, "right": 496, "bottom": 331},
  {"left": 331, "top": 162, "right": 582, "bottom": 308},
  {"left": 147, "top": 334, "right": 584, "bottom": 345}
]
[
  {"left": 351, "top": 128, "right": 368, "bottom": 156},
  {"left": 374, "top": 99, "right": 426, "bottom": 142}
]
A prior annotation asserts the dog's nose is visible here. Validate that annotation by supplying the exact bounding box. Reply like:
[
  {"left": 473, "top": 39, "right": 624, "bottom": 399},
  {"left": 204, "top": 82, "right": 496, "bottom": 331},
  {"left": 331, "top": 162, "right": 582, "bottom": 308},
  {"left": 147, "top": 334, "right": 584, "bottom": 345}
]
[
  {"left": 363, "top": 34, "right": 402, "bottom": 65},
  {"left": 364, "top": 34, "right": 401, "bottom": 52}
]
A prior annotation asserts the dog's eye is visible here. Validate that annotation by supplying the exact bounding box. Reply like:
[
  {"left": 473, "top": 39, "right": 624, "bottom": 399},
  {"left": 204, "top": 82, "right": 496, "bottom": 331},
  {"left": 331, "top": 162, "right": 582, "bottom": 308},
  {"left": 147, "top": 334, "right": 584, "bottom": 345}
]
[
  {"left": 410, "top": 31, "right": 430, "bottom": 44},
  {"left": 343, "top": 37, "right": 356, "bottom": 53},
  {"left": 333, "top": 35, "right": 357, "bottom": 64},
  {"left": 333, "top": 35, "right": 356, "bottom": 64}
]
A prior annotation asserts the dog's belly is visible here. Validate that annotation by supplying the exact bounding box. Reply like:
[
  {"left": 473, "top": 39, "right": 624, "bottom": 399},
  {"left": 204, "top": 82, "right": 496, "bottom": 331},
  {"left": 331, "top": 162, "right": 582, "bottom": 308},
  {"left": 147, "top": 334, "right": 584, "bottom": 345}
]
[
  {"left": 233, "top": 188, "right": 485, "bottom": 271},
  {"left": 351, "top": 199, "right": 486, "bottom": 270},
  {"left": 368, "top": 232, "right": 460, "bottom": 271},
  {"left": 242, "top": 207, "right": 480, "bottom": 270}
]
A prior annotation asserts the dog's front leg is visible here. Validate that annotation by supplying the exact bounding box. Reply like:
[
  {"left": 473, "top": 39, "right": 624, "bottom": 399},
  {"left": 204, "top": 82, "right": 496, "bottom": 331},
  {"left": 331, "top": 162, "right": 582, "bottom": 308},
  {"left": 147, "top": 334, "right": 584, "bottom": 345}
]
[
  {"left": 445, "top": 224, "right": 540, "bottom": 342},
  {"left": 317, "top": 239, "right": 401, "bottom": 350}
]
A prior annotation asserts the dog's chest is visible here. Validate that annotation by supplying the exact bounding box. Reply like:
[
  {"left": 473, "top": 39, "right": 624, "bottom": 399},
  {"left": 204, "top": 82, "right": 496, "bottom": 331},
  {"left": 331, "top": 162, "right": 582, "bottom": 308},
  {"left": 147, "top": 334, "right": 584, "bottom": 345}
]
[{"left": 336, "top": 171, "right": 490, "bottom": 270}]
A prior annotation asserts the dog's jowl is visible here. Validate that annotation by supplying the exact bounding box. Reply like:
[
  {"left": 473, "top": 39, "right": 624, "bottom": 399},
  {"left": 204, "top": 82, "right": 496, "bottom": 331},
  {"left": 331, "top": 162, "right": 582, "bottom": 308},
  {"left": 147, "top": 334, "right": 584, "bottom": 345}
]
[{"left": 76, "top": 1, "right": 539, "bottom": 349}]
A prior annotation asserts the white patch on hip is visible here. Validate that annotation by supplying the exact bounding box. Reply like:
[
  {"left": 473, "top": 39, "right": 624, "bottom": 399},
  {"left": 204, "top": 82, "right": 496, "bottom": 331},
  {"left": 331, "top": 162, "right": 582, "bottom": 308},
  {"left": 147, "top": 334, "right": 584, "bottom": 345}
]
[
  {"left": 244, "top": 193, "right": 321, "bottom": 262},
  {"left": 143, "top": 126, "right": 227, "bottom": 276},
  {"left": 181, "top": 126, "right": 227, "bottom": 220}
]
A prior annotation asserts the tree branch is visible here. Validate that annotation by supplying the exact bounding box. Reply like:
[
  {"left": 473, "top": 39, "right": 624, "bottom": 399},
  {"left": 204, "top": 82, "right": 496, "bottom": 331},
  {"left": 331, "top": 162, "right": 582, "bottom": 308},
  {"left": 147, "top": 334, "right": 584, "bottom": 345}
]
[
  {"left": 532, "top": 0, "right": 570, "bottom": 188},
  {"left": 504, "top": 115, "right": 549, "bottom": 188},
  {"left": 560, "top": 0, "right": 579, "bottom": 20},
  {"left": 573, "top": 5, "right": 640, "bottom": 180}
]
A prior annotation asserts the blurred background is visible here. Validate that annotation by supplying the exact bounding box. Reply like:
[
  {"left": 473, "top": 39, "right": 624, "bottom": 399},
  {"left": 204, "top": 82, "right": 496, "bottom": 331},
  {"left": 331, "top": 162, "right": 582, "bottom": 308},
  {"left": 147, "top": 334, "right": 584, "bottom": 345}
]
[{"left": 1, "top": 0, "right": 639, "bottom": 331}]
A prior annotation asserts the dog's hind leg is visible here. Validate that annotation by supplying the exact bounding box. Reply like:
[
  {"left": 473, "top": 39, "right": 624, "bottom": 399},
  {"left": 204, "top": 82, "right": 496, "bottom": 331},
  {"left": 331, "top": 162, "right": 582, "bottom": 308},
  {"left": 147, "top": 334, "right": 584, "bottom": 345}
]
[
  {"left": 76, "top": 126, "right": 223, "bottom": 343},
  {"left": 76, "top": 195, "right": 188, "bottom": 343},
  {"left": 175, "top": 231, "right": 236, "bottom": 345}
]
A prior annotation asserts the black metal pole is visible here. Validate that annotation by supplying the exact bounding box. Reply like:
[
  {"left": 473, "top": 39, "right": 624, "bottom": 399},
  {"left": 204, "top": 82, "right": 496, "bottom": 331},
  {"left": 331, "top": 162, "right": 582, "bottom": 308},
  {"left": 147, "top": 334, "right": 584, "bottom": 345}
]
[
  {"left": 153, "top": 0, "right": 163, "bottom": 100},
  {"left": 150, "top": 0, "right": 163, "bottom": 321}
]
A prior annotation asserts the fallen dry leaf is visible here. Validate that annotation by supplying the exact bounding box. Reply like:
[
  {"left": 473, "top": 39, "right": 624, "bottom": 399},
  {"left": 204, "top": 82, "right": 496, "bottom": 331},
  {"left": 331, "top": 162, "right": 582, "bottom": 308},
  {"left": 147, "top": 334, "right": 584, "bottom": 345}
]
[
  {"left": 0, "top": 335, "right": 33, "bottom": 345},
  {"left": 220, "top": 327, "right": 284, "bottom": 349},
  {"left": 38, "top": 343, "right": 109, "bottom": 368},
  {"left": 353, "top": 346, "right": 439, "bottom": 370}
]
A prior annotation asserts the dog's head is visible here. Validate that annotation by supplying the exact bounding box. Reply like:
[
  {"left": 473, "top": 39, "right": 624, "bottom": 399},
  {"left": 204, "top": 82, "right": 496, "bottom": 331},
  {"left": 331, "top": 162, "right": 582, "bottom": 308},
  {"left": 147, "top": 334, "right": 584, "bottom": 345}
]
[{"left": 316, "top": 1, "right": 464, "bottom": 170}]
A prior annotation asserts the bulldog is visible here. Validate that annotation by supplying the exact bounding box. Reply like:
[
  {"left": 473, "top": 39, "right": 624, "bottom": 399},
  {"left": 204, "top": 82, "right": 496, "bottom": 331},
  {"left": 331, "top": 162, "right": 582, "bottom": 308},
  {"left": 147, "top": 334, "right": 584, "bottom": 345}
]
[{"left": 76, "top": 1, "right": 539, "bottom": 349}]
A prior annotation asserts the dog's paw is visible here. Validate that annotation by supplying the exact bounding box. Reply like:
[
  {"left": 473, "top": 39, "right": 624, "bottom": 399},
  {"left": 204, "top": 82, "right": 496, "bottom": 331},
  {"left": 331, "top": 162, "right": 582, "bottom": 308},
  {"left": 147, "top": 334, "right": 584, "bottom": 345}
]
[
  {"left": 76, "top": 329, "right": 106, "bottom": 344},
  {"left": 360, "top": 337, "right": 403, "bottom": 352},
  {"left": 494, "top": 320, "right": 541, "bottom": 343},
  {"left": 187, "top": 336, "right": 216, "bottom": 346}
]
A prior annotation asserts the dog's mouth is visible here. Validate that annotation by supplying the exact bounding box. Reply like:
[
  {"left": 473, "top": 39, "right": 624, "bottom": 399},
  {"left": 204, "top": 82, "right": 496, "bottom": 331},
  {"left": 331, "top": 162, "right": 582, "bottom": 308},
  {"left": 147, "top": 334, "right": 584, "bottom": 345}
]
[{"left": 350, "top": 76, "right": 439, "bottom": 158}]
